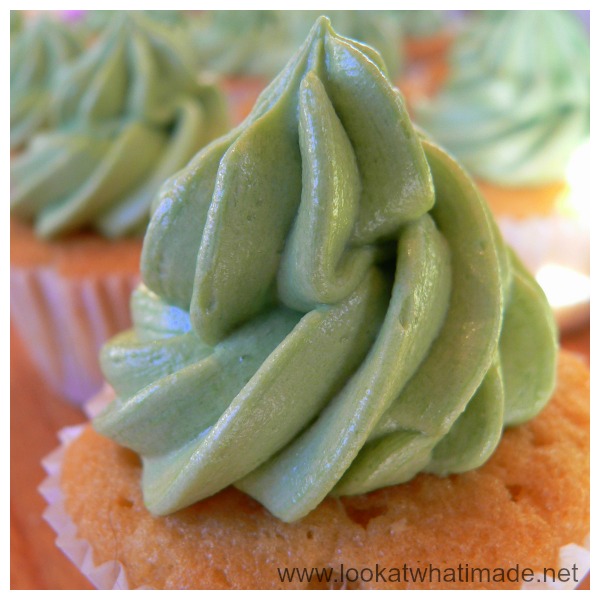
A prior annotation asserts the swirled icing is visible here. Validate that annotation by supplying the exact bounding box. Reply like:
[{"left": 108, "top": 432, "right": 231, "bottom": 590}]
[
  {"left": 10, "top": 12, "right": 229, "bottom": 239},
  {"left": 95, "top": 17, "right": 557, "bottom": 522},
  {"left": 10, "top": 15, "right": 81, "bottom": 149},
  {"left": 415, "top": 10, "right": 590, "bottom": 187}
]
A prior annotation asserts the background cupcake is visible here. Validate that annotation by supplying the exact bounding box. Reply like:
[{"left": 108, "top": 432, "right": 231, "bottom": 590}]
[
  {"left": 10, "top": 11, "right": 229, "bottom": 404},
  {"left": 413, "top": 10, "right": 590, "bottom": 331}
]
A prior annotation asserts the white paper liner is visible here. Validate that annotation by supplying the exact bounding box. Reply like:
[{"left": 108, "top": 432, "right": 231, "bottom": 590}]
[
  {"left": 10, "top": 264, "right": 139, "bottom": 405},
  {"left": 39, "top": 424, "right": 132, "bottom": 590},
  {"left": 39, "top": 386, "right": 591, "bottom": 590}
]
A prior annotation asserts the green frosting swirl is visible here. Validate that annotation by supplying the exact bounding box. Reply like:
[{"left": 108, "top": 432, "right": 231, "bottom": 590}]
[
  {"left": 10, "top": 15, "right": 81, "bottom": 149},
  {"left": 10, "top": 12, "right": 229, "bottom": 239},
  {"left": 415, "top": 10, "right": 590, "bottom": 187},
  {"left": 95, "top": 17, "right": 557, "bottom": 522},
  {"left": 192, "top": 10, "right": 404, "bottom": 79}
]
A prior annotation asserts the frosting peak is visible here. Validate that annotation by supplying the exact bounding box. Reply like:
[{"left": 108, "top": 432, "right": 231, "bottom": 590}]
[{"left": 96, "top": 17, "right": 557, "bottom": 522}]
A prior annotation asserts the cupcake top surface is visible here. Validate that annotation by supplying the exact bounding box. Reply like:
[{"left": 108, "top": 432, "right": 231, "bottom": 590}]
[
  {"left": 414, "top": 10, "right": 590, "bottom": 187},
  {"left": 94, "top": 17, "right": 557, "bottom": 522},
  {"left": 192, "top": 10, "right": 404, "bottom": 79},
  {"left": 10, "top": 12, "right": 229, "bottom": 239},
  {"left": 10, "top": 14, "right": 81, "bottom": 149}
]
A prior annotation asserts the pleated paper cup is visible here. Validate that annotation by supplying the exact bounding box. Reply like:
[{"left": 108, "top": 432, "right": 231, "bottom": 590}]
[{"left": 11, "top": 218, "right": 141, "bottom": 405}]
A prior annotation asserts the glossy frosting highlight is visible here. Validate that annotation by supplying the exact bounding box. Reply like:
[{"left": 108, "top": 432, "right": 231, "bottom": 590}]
[
  {"left": 11, "top": 13, "right": 228, "bottom": 239},
  {"left": 95, "top": 17, "right": 557, "bottom": 522},
  {"left": 415, "top": 10, "right": 590, "bottom": 187}
]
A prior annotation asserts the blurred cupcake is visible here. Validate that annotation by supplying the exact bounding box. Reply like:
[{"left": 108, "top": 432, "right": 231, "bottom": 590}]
[
  {"left": 414, "top": 10, "right": 590, "bottom": 330},
  {"left": 10, "top": 12, "right": 229, "bottom": 404},
  {"left": 10, "top": 13, "right": 81, "bottom": 151},
  {"left": 191, "top": 10, "right": 404, "bottom": 124}
]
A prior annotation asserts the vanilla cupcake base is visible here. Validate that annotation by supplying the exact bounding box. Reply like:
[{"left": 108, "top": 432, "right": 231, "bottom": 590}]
[{"left": 40, "top": 352, "right": 589, "bottom": 590}]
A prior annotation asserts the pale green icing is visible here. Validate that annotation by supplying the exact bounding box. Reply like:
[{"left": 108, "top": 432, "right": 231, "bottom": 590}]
[
  {"left": 415, "top": 10, "right": 590, "bottom": 187},
  {"left": 191, "top": 10, "right": 404, "bottom": 79},
  {"left": 10, "top": 12, "right": 229, "bottom": 239},
  {"left": 95, "top": 17, "right": 557, "bottom": 522},
  {"left": 10, "top": 15, "right": 81, "bottom": 149}
]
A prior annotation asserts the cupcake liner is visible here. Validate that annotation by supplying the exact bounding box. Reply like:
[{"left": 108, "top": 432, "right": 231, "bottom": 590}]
[
  {"left": 10, "top": 264, "right": 139, "bottom": 405},
  {"left": 40, "top": 424, "right": 134, "bottom": 590},
  {"left": 39, "top": 387, "right": 590, "bottom": 591}
]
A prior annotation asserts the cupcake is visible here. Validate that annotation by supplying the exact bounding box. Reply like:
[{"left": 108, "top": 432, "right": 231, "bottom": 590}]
[
  {"left": 413, "top": 10, "right": 590, "bottom": 330},
  {"left": 42, "top": 17, "right": 588, "bottom": 589},
  {"left": 10, "top": 13, "right": 81, "bottom": 151},
  {"left": 10, "top": 12, "right": 229, "bottom": 404}
]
